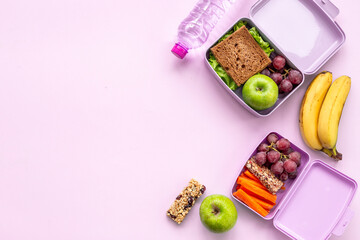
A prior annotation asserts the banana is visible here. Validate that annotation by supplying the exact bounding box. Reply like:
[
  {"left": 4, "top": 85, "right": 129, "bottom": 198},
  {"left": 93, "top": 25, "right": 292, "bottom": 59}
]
[
  {"left": 299, "top": 71, "right": 332, "bottom": 151},
  {"left": 317, "top": 76, "right": 351, "bottom": 160}
]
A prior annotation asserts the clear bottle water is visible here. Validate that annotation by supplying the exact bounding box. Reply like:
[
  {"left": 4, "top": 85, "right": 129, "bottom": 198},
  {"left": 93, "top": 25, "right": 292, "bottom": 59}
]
[{"left": 171, "top": 0, "right": 235, "bottom": 59}]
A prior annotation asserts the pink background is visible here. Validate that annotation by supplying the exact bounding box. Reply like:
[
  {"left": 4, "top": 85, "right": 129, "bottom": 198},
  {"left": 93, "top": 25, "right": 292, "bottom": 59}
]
[{"left": 0, "top": 0, "right": 359, "bottom": 239}]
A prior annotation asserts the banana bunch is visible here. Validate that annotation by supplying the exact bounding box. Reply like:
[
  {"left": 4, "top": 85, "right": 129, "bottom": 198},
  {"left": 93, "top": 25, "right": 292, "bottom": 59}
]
[{"left": 299, "top": 71, "right": 351, "bottom": 160}]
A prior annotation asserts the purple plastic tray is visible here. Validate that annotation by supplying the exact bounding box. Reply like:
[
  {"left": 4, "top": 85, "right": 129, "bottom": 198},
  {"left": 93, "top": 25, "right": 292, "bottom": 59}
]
[
  {"left": 231, "top": 132, "right": 357, "bottom": 239},
  {"left": 205, "top": 0, "right": 345, "bottom": 117},
  {"left": 231, "top": 132, "right": 310, "bottom": 220}
]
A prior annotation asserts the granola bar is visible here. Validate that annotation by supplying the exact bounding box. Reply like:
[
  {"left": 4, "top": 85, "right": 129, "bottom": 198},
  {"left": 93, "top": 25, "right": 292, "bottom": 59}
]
[
  {"left": 246, "top": 158, "right": 284, "bottom": 194},
  {"left": 167, "top": 179, "right": 206, "bottom": 224}
]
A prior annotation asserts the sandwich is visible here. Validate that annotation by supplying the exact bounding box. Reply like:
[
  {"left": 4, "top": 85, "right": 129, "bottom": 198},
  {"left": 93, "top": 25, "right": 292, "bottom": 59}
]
[{"left": 210, "top": 25, "right": 272, "bottom": 86}]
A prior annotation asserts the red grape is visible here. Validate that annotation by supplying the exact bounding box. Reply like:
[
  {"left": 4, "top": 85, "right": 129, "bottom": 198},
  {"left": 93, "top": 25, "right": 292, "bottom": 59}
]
[
  {"left": 270, "top": 72, "right": 283, "bottom": 85},
  {"left": 288, "top": 70, "right": 302, "bottom": 85},
  {"left": 258, "top": 143, "right": 269, "bottom": 152},
  {"left": 270, "top": 52, "right": 277, "bottom": 60},
  {"left": 267, "top": 133, "right": 278, "bottom": 144},
  {"left": 284, "top": 160, "right": 297, "bottom": 173},
  {"left": 282, "top": 147, "right": 293, "bottom": 155},
  {"left": 273, "top": 56, "right": 286, "bottom": 70},
  {"left": 271, "top": 161, "right": 284, "bottom": 175},
  {"left": 264, "top": 162, "right": 272, "bottom": 169},
  {"left": 267, "top": 150, "right": 280, "bottom": 163},
  {"left": 289, "top": 151, "right": 301, "bottom": 166},
  {"left": 261, "top": 69, "right": 271, "bottom": 77},
  {"left": 279, "top": 79, "right": 293, "bottom": 93},
  {"left": 280, "top": 171, "right": 288, "bottom": 181},
  {"left": 288, "top": 171, "right": 297, "bottom": 179},
  {"left": 254, "top": 152, "right": 267, "bottom": 166},
  {"left": 276, "top": 138, "right": 291, "bottom": 151}
]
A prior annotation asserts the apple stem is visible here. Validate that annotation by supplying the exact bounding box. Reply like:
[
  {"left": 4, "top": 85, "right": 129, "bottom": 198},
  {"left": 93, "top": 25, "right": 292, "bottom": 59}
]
[{"left": 211, "top": 206, "right": 220, "bottom": 215}]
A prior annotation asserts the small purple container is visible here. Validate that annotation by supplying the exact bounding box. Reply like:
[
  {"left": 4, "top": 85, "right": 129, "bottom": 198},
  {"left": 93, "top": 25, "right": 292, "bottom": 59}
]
[
  {"left": 205, "top": 0, "right": 345, "bottom": 117},
  {"left": 231, "top": 132, "right": 357, "bottom": 239}
]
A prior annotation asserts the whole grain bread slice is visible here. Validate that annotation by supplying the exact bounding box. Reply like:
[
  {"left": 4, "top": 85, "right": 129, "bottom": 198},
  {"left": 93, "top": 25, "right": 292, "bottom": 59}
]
[{"left": 210, "top": 26, "right": 272, "bottom": 86}]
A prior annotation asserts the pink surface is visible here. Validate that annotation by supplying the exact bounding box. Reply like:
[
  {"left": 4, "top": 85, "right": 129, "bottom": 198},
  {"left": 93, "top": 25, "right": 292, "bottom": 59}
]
[{"left": 0, "top": 0, "right": 359, "bottom": 239}]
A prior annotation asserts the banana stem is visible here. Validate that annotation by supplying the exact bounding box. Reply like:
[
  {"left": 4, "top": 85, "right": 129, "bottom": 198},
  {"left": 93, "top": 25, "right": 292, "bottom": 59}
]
[{"left": 322, "top": 147, "right": 342, "bottom": 160}]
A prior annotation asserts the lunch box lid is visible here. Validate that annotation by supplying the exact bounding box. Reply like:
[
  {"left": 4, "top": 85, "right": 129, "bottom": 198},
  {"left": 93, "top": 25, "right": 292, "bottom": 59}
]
[
  {"left": 273, "top": 160, "right": 357, "bottom": 239},
  {"left": 249, "top": 0, "right": 345, "bottom": 75}
]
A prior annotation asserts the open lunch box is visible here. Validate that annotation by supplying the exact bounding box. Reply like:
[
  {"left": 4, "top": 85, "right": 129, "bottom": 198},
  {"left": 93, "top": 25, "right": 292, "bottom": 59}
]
[
  {"left": 205, "top": 0, "right": 345, "bottom": 117},
  {"left": 231, "top": 132, "right": 357, "bottom": 239}
]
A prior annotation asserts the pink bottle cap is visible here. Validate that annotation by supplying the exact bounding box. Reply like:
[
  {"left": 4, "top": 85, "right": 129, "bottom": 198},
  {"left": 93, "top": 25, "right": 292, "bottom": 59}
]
[{"left": 171, "top": 43, "right": 188, "bottom": 59}]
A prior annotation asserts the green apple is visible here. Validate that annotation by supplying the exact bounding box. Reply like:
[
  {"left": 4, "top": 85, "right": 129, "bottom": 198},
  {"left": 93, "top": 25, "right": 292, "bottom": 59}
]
[
  {"left": 242, "top": 74, "right": 278, "bottom": 110},
  {"left": 199, "top": 194, "right": 237, "bottom": 233}
]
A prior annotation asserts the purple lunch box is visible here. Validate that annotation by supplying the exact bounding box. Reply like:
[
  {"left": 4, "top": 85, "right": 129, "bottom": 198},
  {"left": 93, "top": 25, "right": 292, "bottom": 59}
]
[
  {"left": 231, "top": 132, "right": 357, "bottom": 239},
  {"left": 205, "top": 0, "right": 345, "bottom": 117}
]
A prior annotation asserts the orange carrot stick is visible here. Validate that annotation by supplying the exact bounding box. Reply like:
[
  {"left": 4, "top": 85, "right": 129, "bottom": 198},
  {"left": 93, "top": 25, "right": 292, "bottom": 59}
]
[
  {"left": 252, "top": 197, "right": 275, "bottom": 211},
  {"left": 240, "top": 184, "right": 277, "bottom": 204},
  {"left": 233, "top": 189, "right": 269, "bottom": 217},
  {"left": 239, "top": 172, "right": 259, "bottom": 182},
  {"left": 244, "top": 170, "right": 261, "bottom": 182},
  {"left": 237, "top": 176, "right": 267, "bottom": 190}
]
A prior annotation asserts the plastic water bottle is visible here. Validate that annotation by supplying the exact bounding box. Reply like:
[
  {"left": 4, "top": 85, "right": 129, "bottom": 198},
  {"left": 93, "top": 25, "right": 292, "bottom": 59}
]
[{"left": 171, "top": 0, "right": 235, "bottom": 59}]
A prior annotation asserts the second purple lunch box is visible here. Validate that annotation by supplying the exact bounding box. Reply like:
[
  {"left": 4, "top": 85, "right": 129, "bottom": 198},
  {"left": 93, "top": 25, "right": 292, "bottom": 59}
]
[
  {"left": 205, "top": 0, "right": 345, "bottom": 117},
  {"left": 231, "top": 132, "right": 357, "bottom": 239}
]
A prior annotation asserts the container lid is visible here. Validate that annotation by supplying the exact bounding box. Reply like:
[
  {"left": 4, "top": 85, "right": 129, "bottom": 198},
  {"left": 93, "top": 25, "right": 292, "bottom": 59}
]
[
  {"left": 249, "top": 0, "right": 345, "bottom": 75},
  {"left": 273, "top": 160, "right": 357, "bottom": 239}
]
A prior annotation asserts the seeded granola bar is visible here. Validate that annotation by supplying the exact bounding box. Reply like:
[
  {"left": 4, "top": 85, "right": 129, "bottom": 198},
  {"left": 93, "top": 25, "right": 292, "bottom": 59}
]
[
  {"left": 246, "top": 158, "right": 284, "bottom": 194},
  {"left": 167, "top": 179, "right": 206, "bottom": 224}
]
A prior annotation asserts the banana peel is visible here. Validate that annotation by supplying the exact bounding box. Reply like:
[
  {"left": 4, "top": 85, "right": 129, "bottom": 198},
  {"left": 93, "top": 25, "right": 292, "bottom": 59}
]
[{"left": 299, "top": 73, "right": 350, "bottom": 161}]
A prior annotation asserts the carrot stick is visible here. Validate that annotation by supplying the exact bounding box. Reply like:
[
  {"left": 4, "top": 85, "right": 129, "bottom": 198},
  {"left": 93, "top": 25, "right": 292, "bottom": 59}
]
[
  {"left": 252, "top": 197, "right": 275, "bottom": 211},
  {"left": 240, "top": 184, "right": 277, "bottom": 204},
  {"left": 233, "top": 189, "right": 269, "bottom": 217},
  {"left": 240, "top": 172, "right": 256, "bottom": 182},
  {"left": 237, "top": 176, "right": 267, "bottom": 190},
  {"left": 244, "top": 170, "right": 261, "bottom": 183},
  {"left": 239, "top": 172, "right": 262, "bottom": 185}
]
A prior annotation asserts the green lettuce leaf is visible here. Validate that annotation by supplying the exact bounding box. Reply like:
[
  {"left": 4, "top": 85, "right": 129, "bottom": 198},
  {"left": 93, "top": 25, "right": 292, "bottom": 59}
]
[
  {"left": 233, "top": 20, "right": 247, "bottom": 31},
  {"left": 208, "top": 53, "right": 238, "bottom": 90},
  {"left": 218, "top": 32, "right": 232, "bottom": 43},
  {"left": 248, "top": 27, "right": 274, "bottom": 56}
]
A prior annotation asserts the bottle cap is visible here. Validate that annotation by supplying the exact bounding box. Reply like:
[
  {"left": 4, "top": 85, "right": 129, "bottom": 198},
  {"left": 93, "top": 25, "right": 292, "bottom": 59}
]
[{"left": 171, "top": 43, "right": 188, "bottom": 59}]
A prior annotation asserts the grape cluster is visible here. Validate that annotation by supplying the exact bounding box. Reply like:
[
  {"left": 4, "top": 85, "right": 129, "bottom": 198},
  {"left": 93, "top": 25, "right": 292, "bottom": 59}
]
[
  {"left": 254, "top": 133, "right": 301, "bottom": 181},
  {"left": 260, "top": 54, "right": 302, "bottom": 94}
]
